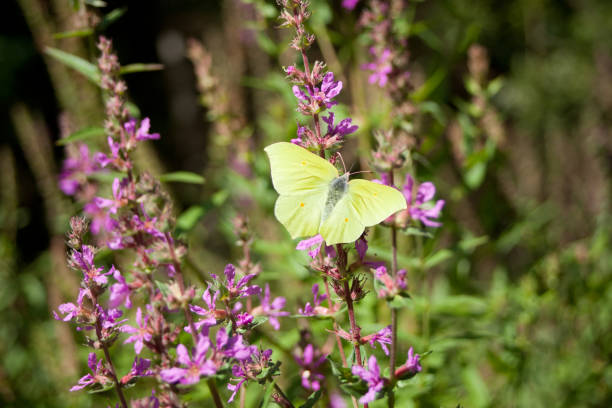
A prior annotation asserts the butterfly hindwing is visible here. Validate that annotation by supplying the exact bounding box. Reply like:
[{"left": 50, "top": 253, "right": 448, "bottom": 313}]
[
  {"left": 348, "top": 179, "right": 407, "bottom": 227},
  {"left": 319, "top": 194, "right": 365, "bottom": 245},
  {"left": 274, "top": 193, "right": 326, "bottom": 239},
  {"left": 264, "top": 142, "right": 338, "bottom": 195}
]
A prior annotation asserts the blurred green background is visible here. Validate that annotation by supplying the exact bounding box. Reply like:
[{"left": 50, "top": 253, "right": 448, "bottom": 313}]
[{"left": 1, "top": 0, "right": 611, "bottom": 407}]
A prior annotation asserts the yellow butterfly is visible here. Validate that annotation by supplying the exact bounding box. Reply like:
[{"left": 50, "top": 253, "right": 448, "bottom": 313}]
[{"left": 265, "top": 142, "right": 407, "bottom": 245}]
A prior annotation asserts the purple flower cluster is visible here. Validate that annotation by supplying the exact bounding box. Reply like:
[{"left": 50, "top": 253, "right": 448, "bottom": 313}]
[
  {"left": 294, "top": 344, "right": 327, "bottom": 391},
  {"left": 373, "top": 265, "right": 408, "bottom": 299}
]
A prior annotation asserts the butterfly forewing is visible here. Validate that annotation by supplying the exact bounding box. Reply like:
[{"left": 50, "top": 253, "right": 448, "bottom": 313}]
[
  {"left": 264, "top": 142, "right": 338, "bottom": 195},
  {"left": 348, "top": 179, "right": 407, "bottom": 227}
]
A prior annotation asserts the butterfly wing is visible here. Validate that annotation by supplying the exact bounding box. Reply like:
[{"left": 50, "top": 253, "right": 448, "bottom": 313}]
[
  {"left": 319, "top": 179, "right": 407, "bottom": 244},
  {"left": 347, "top": 179, "right": 407, "bottom": 226},
  {"left": 265, "top": 142, "right": 338, "bottom": 239},
  {"left": 319, "top": 194, "right": 365, "bottom": 245},
  {"left": 264, "top": 142, "right": 338, "bottom": 195}
]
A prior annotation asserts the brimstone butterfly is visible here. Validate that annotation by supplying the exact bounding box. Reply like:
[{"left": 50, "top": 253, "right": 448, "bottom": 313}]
[{"left": 265, "top": 142, "right": 407, "bottom": 245}]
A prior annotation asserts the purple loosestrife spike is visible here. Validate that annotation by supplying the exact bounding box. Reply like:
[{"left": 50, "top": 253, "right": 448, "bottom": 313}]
[
  {"left": 404, "top": 175, "right": 445, "bottom": 227},
  {"left": 122, "top": 307, "right": 152, "bottom": 354},
  {"left": 294, "top": 344, "right": 327, "bottom": 391},
  {"left": 352, "top": 355, "right": 385, "bottom": 404},
  {"left": 160, "top": 336, "right": 217, "bottom": 385}
]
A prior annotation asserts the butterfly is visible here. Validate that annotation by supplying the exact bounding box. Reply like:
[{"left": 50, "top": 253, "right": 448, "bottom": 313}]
[{"left": 264, "top": 142, "right": 407, "bottom": 245}]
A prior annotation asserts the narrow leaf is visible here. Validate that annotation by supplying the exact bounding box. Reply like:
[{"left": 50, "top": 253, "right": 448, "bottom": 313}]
[
  {"left": 45, "top": 47, "right": 100, "bottom": 83},
  {"left": 299, "top": 390, "right": 322, "bottom": 408},
  {"left": 158, "top": 172, "right": 205, "bottom": 184},
  {"left": 176, "top": 206, "right": 206, "bottom": 232},
  {"left": 53, "top": 29, "right": 94, "bottom": 39},
  {"left": 56, "top": 126, "right": 106, "bottom": 146},
  {"left": 120, "top": 63, "right": 164, "bottom": 75},
  {"left": 261, "top": 381, "right": 276, "bottom": 407}
]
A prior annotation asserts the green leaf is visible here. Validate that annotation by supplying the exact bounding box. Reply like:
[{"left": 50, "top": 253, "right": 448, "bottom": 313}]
[
  {"left": 411, "top": 67, "right": 446, "bottom": 102},
  {"left": 56, "top": 126, "right": 106, "bottom": 146},
  {"left": 158, "top": 172, "right": 205, "bottom": 184},
  {"left": 458, "top": 235, "right": 489, "bottom": 252},
  {"left": 98, "top": 8, "right": 127, "bottom": 31},
  {"left": 119, "top": 63, "right": 164, "bottom": 75},
  {"left": 403, "top": 227, "right": 434, "bottom": 239},
  {"left": 261, "top": 381, "right": 276, "bottom": 407},
  {"left": 424, "top": 249, "right": 453, "bottom": 269},
  {"left": 53, "top": 29, "right": 94, "bottom": 39},
  {"left": 419, "top": 101, "right": 447, "bottom": 125},
  {"left": 176, "top": 206, "right": 206, "bottom": 233},
  {"left": 85, "top": 0, "right": 107, "bottom": 7},
  {"left": 299, "top": 390, "right": 322, "bottom": 408},
  {"left": 486, "top": 76, "right": 504, "bottom": 97},
  {"left": 45, "top": 47, "right": 100, "bottom": 83}
]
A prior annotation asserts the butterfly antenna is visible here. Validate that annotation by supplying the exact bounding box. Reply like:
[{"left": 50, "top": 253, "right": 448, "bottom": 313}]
[
  {"left": 349, "top": 170, "right": 374, "bottom": 176},
  {"left": 337, "top": 152, "right": 347, "bottom": 174}
]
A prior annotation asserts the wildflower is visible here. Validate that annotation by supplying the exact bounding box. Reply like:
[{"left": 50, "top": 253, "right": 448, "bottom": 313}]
[
  {"left": 251, "top": 284, "right": 289, "bottom": 330},
  {"left": 395, "top": 347, "right": 422, "bottom": 379},
  {"left": 108, "top": 267, "right": 132, "bottom": 309},
  {"left": 227, "top": 348, "right": 274, "bottom": 402},
  {"left": 131, "top": 391, "right": 160, "bottom": 408},
  {"left": 352, "top": 355, "right": 385, "bottom": 404},
  {"left": 70, "top": 246, "right": 112, "bottom": 287},
  {"left": 126, "top": 117, "right": 160, "bottom": 143},
  {"left": 293, "top": 72, "right": 343, "bottom": 114},
  {"left": 294, "top": 344, "right": 327, "bottom": 391},
  {"left": 296, "top": 234, "right": 336, "bottom": 259},
  {"left": 160, "top": 336, "right": 216, "bottom": 385},
  {"left": 70, "top": 352, "right": 112, "bottom": 391},
  {"left": 298, "top": 284, "right": 328, "bottom": 316},
  {"left": 122, "top": 307, "right": 152, "bottom": 354},
  {"left": 214, "top": 327, "right": 256, "bottom": 361},
  {"left": 404, "top": 175, "right": 445, "bottom": 227},
  {"left": 53, "top": 288, "right": 89, "bottom": 323},
  {"left": 120, "top": 357, "right": 153, "bottom": 384},
  {"left": 373, "top": 266, "right": 408, "bottom": 298},
  {"left": 227, "top": 364, "right": 248, "bottom": 403},
  {"left": 355, "top": 234, "right": 368, "bottom": 261},
  {"left": 58, "top": 144, "right": 100, "bottom": 196},
  {"left": 94, "top": 177, "right": 130, "bottom": 215},
  {"left": 362, "top": 325, "right": 392, "bottom": 355},
  {"left": 363, "top": 48, "right": 393, "bottom": 87},
  {"left": 213, "top": 264, "right": 261, "bottom": 299},
  {"left": 321, "top": 111, "right": 358, "bottom": 143},
  {"left": 187, "top": 288, "right": 222, "bottom": 333}
]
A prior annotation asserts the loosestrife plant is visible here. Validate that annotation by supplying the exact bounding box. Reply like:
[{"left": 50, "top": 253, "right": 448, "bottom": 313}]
[{"left": 56, "top": 1, "right": 445, "bottom": 407}]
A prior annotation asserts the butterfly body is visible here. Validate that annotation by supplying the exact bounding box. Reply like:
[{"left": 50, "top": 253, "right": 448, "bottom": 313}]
[{"left": 265, "top": 142, "right": 407, "bottom": 245}]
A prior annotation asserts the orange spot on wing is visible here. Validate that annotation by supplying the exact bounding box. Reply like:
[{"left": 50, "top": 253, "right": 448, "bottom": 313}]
[
  {"left": 300, "top": 202, "right": 305, "bottom": 207},
  {"left": 301, "top": 161, "right": 306, "bottom": 166},
  {"left": 344, "top": 218, "right": 348, "bottom": 222}
]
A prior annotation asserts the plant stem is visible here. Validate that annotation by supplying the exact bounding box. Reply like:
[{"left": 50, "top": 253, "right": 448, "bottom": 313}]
[{"left": 273, "top": 382, "right": 295, "bottom": 408}]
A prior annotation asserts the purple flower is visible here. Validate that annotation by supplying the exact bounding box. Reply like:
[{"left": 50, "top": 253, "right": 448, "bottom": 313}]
[
  {"left": 54, "top": 288, "right": 88, "bottom": 322},
  {"left": 362, "top": 325, "right": 392, "bottom": 355},
  {"left": 58, "top": 144, "right": 100, "bottom": 195},
  {"left": 70, "top": 245, "right": 111, "bottom": 286},
  {"left": 188, "top": 287, "right": 221, "bottom": 333},
  {"left": 292, "top": 72, "right": 343, "bottom": 113},
  {"left": 132, "top": 210, "right": 165, "bottom": 240},
  {"left": 363, "top": 48, "right": 393, "bottom": 87},
  {"left": 330, "top": 393, "right": 347, "bottom": 408},
  {"left": 355, "top": 234, "right": 368, "bottom": 261},
  {"left": 342, "top": 0, "right": 360, "bottom": 10},
  {"left": 294, "top": 344, "right": 327, "bottom": 391},
  {"left": 396, "top": 347, "right": 422, "bottom": 379},
  {"left": 214, "top": 327, "right": 257, "bottom": 361},
  {"left": 296, "top": 234, "right": 336, "bottom": 258},
  {"left": 252, "top": 284, "right": 289, "bottom": 330},
  {"left": 322, "top": 112, "right": 358, "bottom": 141},
  {"left": 373, "top": 265, "right": 408, "bottom": 298},
  {"left": 70, "top": 352, "right": 111, "bottom": 391},
  {"left": 121, "top": 357, "right": 153, "bottom": 385},
  {"left": 298, "top": 284, "right": 328, "bottom": 316},
  {"left": 122, "top": 307, "right": 152, "bottom": 354},
  {"left": 352, "top": 355, "right": 385, "bottom": 404},
  {"left": 83, "top": 200, "right": 113, "bottom": 235},
  {"left": 160, "top": 336, "right": 217, "bottom": 385},
  {"left": 95, "top": 136, "right": 121, "bottom": 168},
  {"left": 126, "top": 117, "right": 160, "bottom": 142},
  {"left": 131, "top": 390, "right": 160, "bottom": 408},
  {"left": 227, "top": 365, "right": 248, "bottom": 403},
  {"left": 404, "top": 175, "right": 445, "bottom": 227},
  {"left": 108, "top": 267, "right": 131, "bottom": 308},
  {"left": 236, "top": 312, "right": 254, "bottom": 327},
  {"left": 94, "top": 177, "right": 129, "bottom": 215},
  {"left": 216, "top": 264, "right": 261, "bottom": 299}
]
